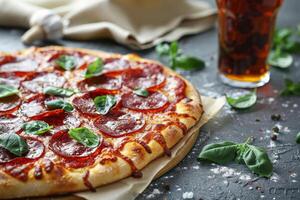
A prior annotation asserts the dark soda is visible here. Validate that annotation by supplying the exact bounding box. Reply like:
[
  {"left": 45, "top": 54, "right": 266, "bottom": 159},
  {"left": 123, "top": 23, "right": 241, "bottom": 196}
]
[{"left": 216, "top": 0, "right": 283, "bottom": 85}]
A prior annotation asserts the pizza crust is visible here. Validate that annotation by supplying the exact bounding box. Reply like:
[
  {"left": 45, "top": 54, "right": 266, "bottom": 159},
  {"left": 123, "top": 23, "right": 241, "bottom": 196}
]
[{"left": 0, "top": 46, "right": 203, "bottom": 199}]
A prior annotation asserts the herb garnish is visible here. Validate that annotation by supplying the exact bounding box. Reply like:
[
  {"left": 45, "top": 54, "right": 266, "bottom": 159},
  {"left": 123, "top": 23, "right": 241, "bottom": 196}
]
[
  {"left": 0, "top": 84, "right": 19, "bottom": 98},
  {"left": 85, "top": 58, "right": 103, "bottom": 78},
  {"left": 296, "top": 132, "right": 300, "bottom": 144},
  {"left": 43, "top": 86, "right": 76, "bottom": 97},
  {"left": 226, "top": 90, "right": 257, "bottom": 109},
  {"left": 133, "top": 88, "right": 149, "bottom": 97},
  {"left": 156, "top": 41, "right": 205, "bottom": 71},
  {"left": 23, "top": 121, "right": 53, "bottom": 135},
  {"left": 45, "top": 99, "right": 74, "bottom": 112},
  {"left": 268, "top": 27, "right": 300, "bottom": 68},
  {"left": 198, "top": 138, "right": 273, "bottom": 177},
  {"left": 93, "top": 95, "right": 116, "bottom": 115},
  {"left": 68, "top": 127, "right": 100, "bottom": 148},
  {"left": 55, "top": 55, "right": 77, "bottom": 71},
  {"left": 0, "top": 133, "right": 29, "bottom": 156},
  {"left": 281, "top": 79, "right": 300, "bottom": 96}
]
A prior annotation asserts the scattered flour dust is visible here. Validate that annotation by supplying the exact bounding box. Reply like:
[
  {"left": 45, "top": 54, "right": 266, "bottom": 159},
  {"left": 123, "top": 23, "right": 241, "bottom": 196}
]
[
  {"left": 182, "top": 191, "right": 194, "bottom": 199},
  {"left": 146, "top": 188, "right": 161, "bottom": 199},
  {"left": 210, "top": 165, "right": 253, "bottom": 180}
]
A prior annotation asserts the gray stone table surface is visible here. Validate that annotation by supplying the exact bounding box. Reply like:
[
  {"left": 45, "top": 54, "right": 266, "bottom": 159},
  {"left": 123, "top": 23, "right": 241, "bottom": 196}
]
[{"left": 0, "top": 0, "right": 299, "bottom": 199}]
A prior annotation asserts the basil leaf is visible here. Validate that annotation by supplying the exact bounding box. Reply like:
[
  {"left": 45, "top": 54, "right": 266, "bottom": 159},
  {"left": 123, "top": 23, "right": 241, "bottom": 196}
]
[
  {"left": 23, "top": 121, "right": 52, "bottom": 135},
  {"left": 174, "top": 55, "right": 205, "bottom": 70},
  {"left": 296, "top": 132, "right": 300, "bottom": 144},
  {"left": 242, "top": 144, "right": 273, "bottom": 177},
  {"left": 283, "top": 41, "right": 300, "bottom": 54},
  {"left": 226, "top": 90, "right": 257, "bottom": 109},
  {"left": 0, "top": 133, "right": 29, "bottom": 156},
  {"left": 155, "top": 41, "right": 205, "bottom": 71},
  {"left": 0, "top": 84, "right": 19, "bottom": 98},
  {"left": 197, "top": 141, "right": 238, "bottom": 164},
  {"left": 85, "top": 58, "right": 103, "bottom": 79},
  {"left": 281, "top": 79, "right": 300, "bottom": 96},
  {"left": 273, "top": 28, "right": 293, "bottom": 46},
  {"left": 68, "top": 127, "right": 100, "bottom": 148},
  {"left": 45, "top": 99, "right": 74, "bottom": 112},
  {"left": 133, "top": 88, "right": 149, "bottom": 97},
  {"left": 55, "top": 55, "right": 77, "bottom": 71},
  {"left": 268, "top": 51, "right": 293, "bottom": 68},
  {"left": 93, "top": 95, "right": 116, "bottom": 115},
  {"left": 155, "top": 43, "right": 170, "bottom": 56},
  {"left": 44, "top": 86, "right": 76, "bottom": 97},
  {"left": 169, "top": 41, "right": 179, "bottom": 58}
]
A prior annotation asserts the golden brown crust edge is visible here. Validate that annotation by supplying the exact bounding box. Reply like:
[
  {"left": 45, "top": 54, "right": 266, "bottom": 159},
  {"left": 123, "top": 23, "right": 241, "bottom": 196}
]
[{"left": 0, "top": 46, "right": 203, "bottom": 199}]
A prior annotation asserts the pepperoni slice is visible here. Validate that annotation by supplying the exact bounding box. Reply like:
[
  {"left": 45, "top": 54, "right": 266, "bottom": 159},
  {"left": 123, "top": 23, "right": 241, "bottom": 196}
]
[
  {"left": 0, "top": 58, "right": 38, "bottom": 72},
  {"left": 0, "top": 55, "right": 15, "bottom": 66},
  {"left": 0, "top": 95, "right": 21, "bottom": 114},
  {"left": 123, "top": 68, "right": 165, "bottom": 91},
  {"left": 49, "top": 130, "right": 102, "bottom": 158},
  {"left": 72, "top": 93, "right": 98, "bottom": 117},
  {"left": 93, "top": 111, "right": 145, "bottom": 137},
  {"left": 53, "top": 112, "right": 82, "bottom": 132},
  {"left": 21, "top": 72, "right": 66, "bottom": 93},
  {"left": 0, "top": 137, "right": 45, "bottom": 164},
  {"left": 103, "top": 58, "right": 131, "bottom": 75},
  {"left": 122, "top": 92, "right": 169, "bottom": 112},
  {"left": 163, "top": 76, "right": 186, "bottom": 102},
  {"left": 30, "top": 109, "right": 66, "bottom": 126},
  {"left": 77, "top": 74, "right": 122, "bottom": 93},
  {"left": 0, "top": 114, "right": 23, "bottom": 133},
  {"left": 19, "top": 94, "right": 46, "bottom": 118}
]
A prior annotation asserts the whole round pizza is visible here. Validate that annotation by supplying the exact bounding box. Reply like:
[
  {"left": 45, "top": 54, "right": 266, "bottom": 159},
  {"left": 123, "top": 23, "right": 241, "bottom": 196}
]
[{"left": 0, "top": 46, "right": 203, "bottom": 199}]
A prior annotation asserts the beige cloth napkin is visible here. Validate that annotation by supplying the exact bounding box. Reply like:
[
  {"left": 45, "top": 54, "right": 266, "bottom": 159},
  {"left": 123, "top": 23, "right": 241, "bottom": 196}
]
[{"left": 0, "top": 0, "right": 216, "bottom": 49}]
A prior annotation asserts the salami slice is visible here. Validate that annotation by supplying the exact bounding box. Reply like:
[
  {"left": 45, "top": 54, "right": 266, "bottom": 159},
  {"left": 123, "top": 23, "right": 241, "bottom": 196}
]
[
  {"left": 49, "top": 130, "right": 102, "bottom": 158},
  {"left": 21, "top": 72, "right": 66, "bottom": 93},
  {"left": 0, "top": 138, "right": 45, "bottom": 164},
  {"left": 0, "top": 95, "right": 21, "bottom": 114},
  {"left": 122, "top": 92, "right": 169, "bottom": 112},
  {"left": 77, "top": 74, "right": 122, "bottom": 93},
  {"left": 123, "top": 68, "right": 165, "bottom": 91},
  {"left": 72, "top": 93, "right": 98, "bottom": 117},
  {"left": 163, "top": 76, "right": 186, "bottom": 102},
  {"left": 0, "top": 55, "right": 15, "bottom": 66},
  {"left": 0, "top": 114, "right": 23, "bottom": 133},
  {"left": 19, "top": 94, "right": 46, "bottom": 118},
  {"left": 0, "top": 58, "right": 38, "bottom": 72},
  {"left": 103, "top": 58, "right": 131, "bottom": 75},
  {"left": 93, "top": 111, "right": 145, "bottom": 137},
  {"left": 30, "top": 109, "right": 66, "bottom": 126}
]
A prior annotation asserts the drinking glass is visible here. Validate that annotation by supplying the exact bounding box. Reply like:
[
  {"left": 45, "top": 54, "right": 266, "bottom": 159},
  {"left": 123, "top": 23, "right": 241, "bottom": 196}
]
[{"left": 216, "top": 0, "right": 283, "bottom": 88}]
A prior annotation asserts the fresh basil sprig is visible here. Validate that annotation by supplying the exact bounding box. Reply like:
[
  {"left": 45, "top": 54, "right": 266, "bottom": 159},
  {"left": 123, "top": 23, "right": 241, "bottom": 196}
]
[
  {"left": 281, "top": 79, "right": 300, "bottom": 96},
  {"left": 296, "top": 132, "right": 300, "bottom": 144},
  {"left": 226, "top": 90, "right": 257, "bottom": 109},
  {"left": 45, "top": 99, "right": 74, "bottom": 112},
  {"left": 268, "top": 51, "right": 293, "bottom": 69},
  {"left": 268, "top": 27, "right": 300, "bottom": 68},
  {"left": 44, "top": 86, "right": 76, "bottom": 97},
  {"left": 85, "top": 58, "right": 103, "bottom": 78},
  {"left": 23, "top": 121, "right": 53, "bottom": 135},
  {"left": 0, "top": 84, "right": 19, "bottom": 98},
  {"left": 0, "top": 133, "right": 29, "bottom": 156},
  {"left": 93, "top": 95, "right": 116, "bottom": 115},
  {"left": 133, "top": 88, "right": 149, "bottom": 97},
  {"left": 55, "top": 55, "right": 77, "bottom": 71},
  {"left": 198, "top": 139, "right": 273, "bottom": 177},
  {"left": 68, "top": 127, "right": 100, "bottom": 148},
  {"left": 156, "top": 41, "right": 205, "bottom": 71}
]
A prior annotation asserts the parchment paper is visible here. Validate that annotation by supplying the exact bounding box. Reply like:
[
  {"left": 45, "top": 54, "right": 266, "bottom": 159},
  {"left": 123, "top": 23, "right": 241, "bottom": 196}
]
[{"left": 73, "top": 96, "right": 225, "bottom": 200}]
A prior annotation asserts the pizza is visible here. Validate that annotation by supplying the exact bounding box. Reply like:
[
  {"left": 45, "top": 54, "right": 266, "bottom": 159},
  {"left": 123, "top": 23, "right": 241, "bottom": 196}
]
[{"left": 0, "top": 46, "right": 203, "bottom": 199}]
